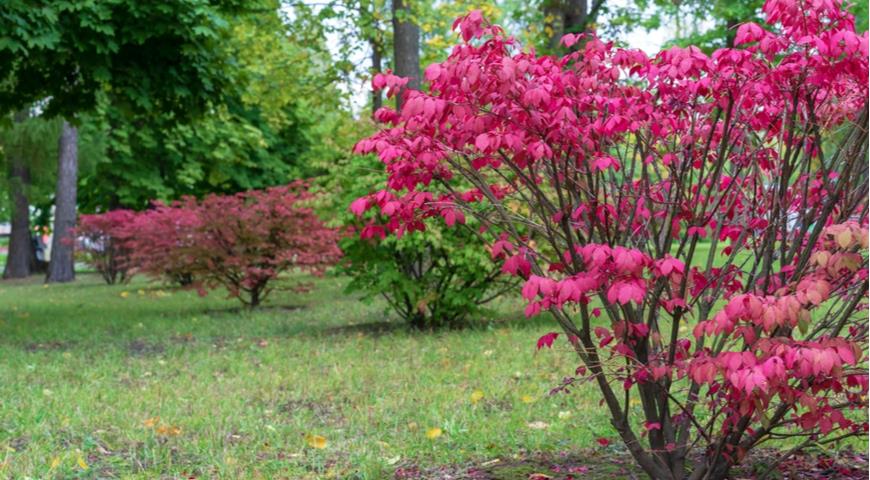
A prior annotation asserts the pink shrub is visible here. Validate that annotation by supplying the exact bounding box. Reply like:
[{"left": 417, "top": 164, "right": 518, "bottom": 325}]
[
  {"left": 126, "top": 202, "right": 201, "bottom": 287},
  {"left": 182, "top": 182, "right": 342, "bottom": 306},
  {"left": 74, "top": 210, "right": 138, "bottom": 284},
  {"left": 127, "top": 182, "right": 342, "bottom": 307},
  {"left": 353, "top": 1, "right": 869, "bottom": 478}
]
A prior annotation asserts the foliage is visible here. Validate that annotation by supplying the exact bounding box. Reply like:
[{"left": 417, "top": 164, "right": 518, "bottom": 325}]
[
  {"left": 125, "top": 204, "right": 200, "bottom": 287},
  {"left": 0, "top": 0, "right": 244, "bottom": 118},
  {"left": 78, "top": 6, "right": 351, "bottom": 211},
  {"left": 287, "top": 0, "right": 506, "bottom": 112},
  {"left": 0, "top": 111, "right": 104, "bottom": 226},
  {"left": 603, "top": 0, "right": 868, "bottom": 52},
  {"left": 128, "top": 183, "right": 342, "bottom": 307},
  {"left": 183, "top": 183, "right": 342, "bottom": 307},
  {"left": 73, "top": 210, "right": 137, "bottom": 284},
  {"left": 339, "top": 155, "right": 515, "bottom": 328},
  {"left": 354, "top": 3, "right": 869, "bottom": 478}
]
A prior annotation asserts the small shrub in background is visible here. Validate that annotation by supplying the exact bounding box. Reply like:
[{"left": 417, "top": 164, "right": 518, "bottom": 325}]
[
  {"left": 324, "top": 155, "right": 518, "bottom": 329},
  {"left": 126, "top": 203, "right": 201, "bottom": 287},
  {"left": 77, "top": 182, "right": 341, "bottom": 307},
  {"left": 73, "top": 209, "right": 138, "bottom": 284},
  {"left": 182, "top": 182, "right": 342, "bottom": 307}
]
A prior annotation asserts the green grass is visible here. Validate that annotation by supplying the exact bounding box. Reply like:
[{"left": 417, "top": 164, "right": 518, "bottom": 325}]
[{"left": 0, "top": 273, "right": 612, "bottom": 479}]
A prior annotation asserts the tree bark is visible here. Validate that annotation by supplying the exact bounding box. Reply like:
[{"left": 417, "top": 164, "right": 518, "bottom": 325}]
[
  {"left": 46, "top": 120, "right": 78, "bottom": 283},
  {"left": 391, "top": 0, "right": 421, "bottom": 109},
  {"left": 563, "top": 0, "right": 588, "bottom": 34},
  {"left": 545, "top": 0, "right": 604, "bottom": 50},
  {"left": 3, "top": 110, "right": 33, "bottom": 279},
  {"left": 371, "top": 38, "right": 384, "bottom": 115}
]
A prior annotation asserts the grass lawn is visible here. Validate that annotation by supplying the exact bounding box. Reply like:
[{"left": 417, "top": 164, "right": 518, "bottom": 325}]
[{"left": 0, "top": 273, "right": 621, "bottom": 479}]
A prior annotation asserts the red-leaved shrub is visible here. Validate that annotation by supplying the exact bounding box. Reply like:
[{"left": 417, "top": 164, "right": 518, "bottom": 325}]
[
  {"left": 74, "top": 210, "right": 138, "bottom": 284},
  {"left": 182, "top": 183, "right": 342, "bottom": 306},
  {"left": 127, "top": 182, "right": 342, "bottom": 307},
  {"left": 353, "top": 1, "right": 868, "bottom": 478},
  {"left": 127, "top": 203, "right": 201, "bottom": 287}
]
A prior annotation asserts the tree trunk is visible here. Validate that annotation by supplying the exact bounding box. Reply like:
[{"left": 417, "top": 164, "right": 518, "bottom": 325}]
[
  {"left": 724, "top": 17, "right": 739, "bottom": 47},
  {"left": 46, "top": 120, "right": 78, "bottom": 283},
  {"left": 564, "top": 0, "right": 588, "bottom": 34},
  {"left": 3, "top": 110, "right": 33, "bottom": 279},
  {"left": 391, "top": 0, "right": 421, "bottom": 109},
  {"left": 371, "top": 38, "right": 384, "bottom": 115},
  {"left": 545, "top": 0, "right": 603, "bottom": 50}
]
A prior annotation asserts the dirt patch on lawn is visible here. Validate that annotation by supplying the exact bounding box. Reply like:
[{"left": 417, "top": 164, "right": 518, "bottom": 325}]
[
  {"left": 24, "top": 340, "right": 76, "bottom": 352},
  {"left": 393, "top": 448, "right": 868, "bottom": 480},
  {"left": 126, "top": 338, "right": 165, "bottom": 356},
  {"left": 202, "top": 304, "right": 307, "bottom": 316}
]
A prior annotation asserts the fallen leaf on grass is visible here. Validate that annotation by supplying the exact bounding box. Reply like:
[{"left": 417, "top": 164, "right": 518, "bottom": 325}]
[
  {"left": 470, "top": 390, "right": 484, "bottom": 404},
  {"left": 49, "top": 456, "right": 60, "bottom": 469},
  {"left": 425, "top": 427, "right": 443, "bottom": 439},
  {"left": 143, "top": 417, "right": 160, "bottom": 428},
  {"left": 527, "top": 421, "right": 549, "bottom": 430},
  {"left": 156, "top": 425, "right": 182, "bottom": 437},
  {"left": 520, "top": 395, "right": 535, "bottom": 404},
  {"left": 305, "top": 434, "right": 327, "bottom": 449},
  {"left": 77, "top": 456, "right": 89, "bottom": 470}
]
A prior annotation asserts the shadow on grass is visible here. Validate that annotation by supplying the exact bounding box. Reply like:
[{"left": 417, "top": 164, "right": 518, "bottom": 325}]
[{"left": 202, "top": 304, "right": 307, "bottom": 316}]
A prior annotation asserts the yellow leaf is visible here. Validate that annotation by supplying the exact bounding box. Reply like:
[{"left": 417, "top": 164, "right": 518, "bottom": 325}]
[
  {"left": 305, "top": 434, "right": 327, "bottom": 449},
  {"left": 156, "top": 425, "right": 182, "bottom": 437},
  {"left": 836, "top": 229, "right": 852, "bottom": 249},
  {"left": 470, "top": 390, "right": 484, "bottom": 404},
  {"left": 77, "top": 456, "right": 89, "bottom": 470},
  {"left": 119, "top": 291, "right": 129, "bottom": 298},
  {"left": 425, "top": 427, "right": 443, "bottom": 439},
  {"left": 143, "top": 417, "right": 159, "bottom": 428},
  {"left": 520, "top": 395, "right": 535, "bottom": 404},
  {"left": 49, "top": 456, "right": 60, "bottom": 469},
  {"left": 815, "top": 251, "right": 830, "bottom": 267}
]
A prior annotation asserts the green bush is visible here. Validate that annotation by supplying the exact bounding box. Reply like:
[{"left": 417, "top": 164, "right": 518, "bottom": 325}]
[{"left": 322, "top": 154, "right": 516, "bottom": 329}]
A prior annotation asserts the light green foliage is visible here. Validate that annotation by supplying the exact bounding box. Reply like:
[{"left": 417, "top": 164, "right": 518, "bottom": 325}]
[
  {"left": 0, "top": 0, "right": 244, "bottom": 117},
  {"left": 321, "top": 153, "right": 517, "bottom": 329},
  {"left": 0, "top": 274, "right": 611, "bottom": 478},
  {"left": 604, "top": 0, "right": 867, "bottom": 51},
  {"left": 0, "top": 113, "right": 104, "bottom": 225},
  {"left": 78, "top": 6, "right": 353, "bottom": 210}
]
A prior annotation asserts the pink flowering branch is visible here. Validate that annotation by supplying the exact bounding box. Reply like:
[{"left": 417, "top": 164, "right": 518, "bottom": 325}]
[{"left": 352, "top": 1, "right": 869, "bottom": 478}]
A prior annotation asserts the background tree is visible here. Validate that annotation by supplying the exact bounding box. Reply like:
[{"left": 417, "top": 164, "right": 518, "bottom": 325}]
[
  {"left": 2, "top": 110, "right": 38, "bottom": 278},
  {"left": 78, "top": 6, "right": 350, "bottom": 211},
  {"left": 391, "top": 0, "right": 422, "bottom": 106},
  {"left": 0, "top": 0, "right": 247, "bottom": 281},
  {"left": 46, "top": 120, "right": 78, "bottom": 281}
]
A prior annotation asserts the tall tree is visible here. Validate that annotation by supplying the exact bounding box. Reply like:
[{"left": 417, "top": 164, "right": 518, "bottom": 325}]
[
  {"left": 77, "top": 6, "right": 351, "bottom": 211},
  {"left": 391, "top": 0, "right": 421, "bottom": 107},
  {"left": 0, "top": 0, "right": 247, "bottom": 281},
  {"left": 46, "top": 120, "right": 77, "bottom": 281},
  {"left": 3, "top": 110, "right": 34, "bottom": 278},
  {"left": 542, "top": 0, "right": 606, "bottom": 50}
]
